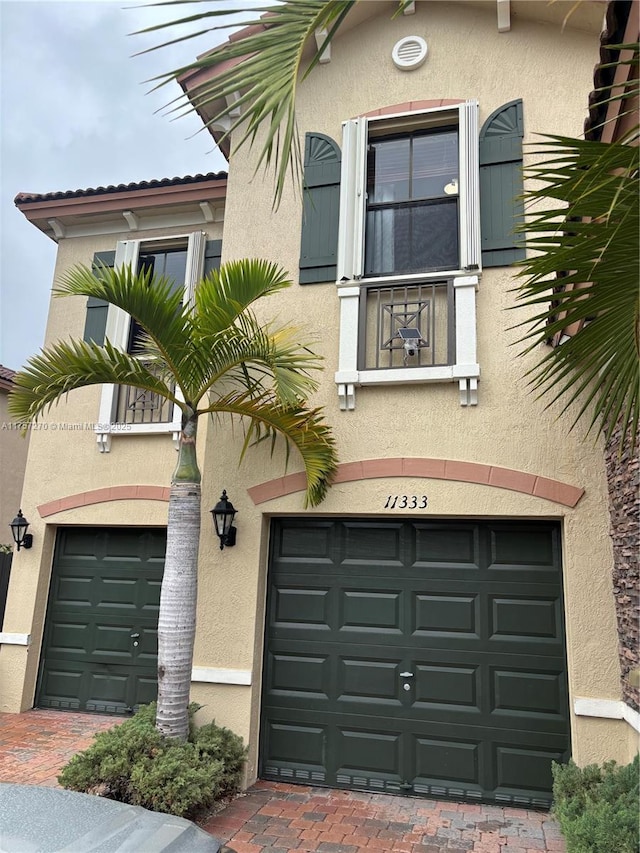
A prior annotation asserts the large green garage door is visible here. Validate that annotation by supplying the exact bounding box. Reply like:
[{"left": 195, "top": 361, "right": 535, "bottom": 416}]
[
  {"left": 261, "top": 519, "right": 569, "bottom": 807},
  {"left": 37, "top": 527, "right": 166, "bottom": 714}
]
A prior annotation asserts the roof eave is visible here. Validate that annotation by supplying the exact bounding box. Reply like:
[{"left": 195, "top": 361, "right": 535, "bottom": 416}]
[{"left": 15, "top": 173, "right": 228, "bottom": 242}]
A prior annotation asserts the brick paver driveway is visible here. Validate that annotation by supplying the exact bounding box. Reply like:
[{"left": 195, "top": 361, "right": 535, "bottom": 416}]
[
  {"left": 0, "top": 710, "right": 565, "bottom": 852},
  {"left": 0, "top": 708, "right": 116, "bottom": 786},
  {"left": 202, "top": 781, "right": 565, "bottom": 853}
]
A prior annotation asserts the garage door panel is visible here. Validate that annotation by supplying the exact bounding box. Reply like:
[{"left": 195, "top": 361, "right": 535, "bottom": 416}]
[
  {"left": 133, "top": 673, "right": 162, "bottom": 708},
  {"left": 45, "top": 620, "right": 90, "bottom": 658},
  {"left": 413, "top": 592, "right": 480, "bottom": 637},
  {"left": 488, "top": 525, "right": 558, "bottom": 569},
  {"left": 93, "top": 623, "right": 138, "bottom": 658},
  {"left": 264, "top": 720, "right": 327, "bottom": 772},
  {"left": 86, "top": 671, "right": 130, "bottom": 710},
  {"left": 493, "top": 744, "right": 568, "bottom": 798},
  {"left": 491, "top": 667, "right": 565, "bottom": 718},
  {"left": 414, "top": 662, "right": 480, "bottom": 710},
  {"left": 490, "top": 595, "right": 561, "bottom": 641},
  {"left": 53, "top": 576, "right": 93, "bottom": 607},
  {"left": 37, "top": 665, "right": 84, "bottom": 710},
  {"left": 342, "top": 523, "right": 404, "bottom": 565},
  {"left": 338, "top": 657, "right": 404, "bottom": 704},
  {"left": 340, "top": 589, "right": 402, "bottom": 632},
  {"left": 276, "top": 520, "right": 335, "bottom": 561},
  {"left": 96, "top": 577, "right": 139, "bottom": 610},
  {"left": 271, "top": 585, "right": 331, "bottom": 629},
  {"left": 337, "top": 727, "right": 402, "bottom": 779},
  {"left": 415, "top": 524, "right": 481, "bottom": 568},
  {"left": 142, "top": 579, "right": 162, "bottom": 613},
  {"left": 267, "top": 651, "right": 330, "bottom": 698},
  {"left": 136, "top": 627, "right": 159, "bottom": 663},
  {"left": 413, "top": 734, "right": 481, "bottom": 787},
  {"left": 262, "top": 519, "right": 568, "bottom": 805}
]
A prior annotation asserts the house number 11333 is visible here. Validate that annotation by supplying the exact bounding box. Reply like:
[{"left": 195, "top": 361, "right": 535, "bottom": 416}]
[{"left": 384, "top": 495, "right": 428, "bottom": 509}]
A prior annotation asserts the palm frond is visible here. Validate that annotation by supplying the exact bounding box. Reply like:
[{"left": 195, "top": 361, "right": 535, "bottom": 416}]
[
  {"left": 8, "top": 339, "right": 180, "bottom": 424},
  {"left": 57, "top": 264, "right": 198, "bottom": 398},
  {"left": 514, "top": 133, "right": 639, "bottom": 447},
  {"left": 139, "top": 0, "right": 355, "bottom": 207},
  {"left": 195, "top": 318, "right": 321, "bottom": 407},
  {"left": 191, "top": 258, "right": 321, "bottom": 404},
  {"left": 203, "top": 387, "right": 338, "bottom": 506},
  {"left": 194, "top": 258, "right": 292, "bottom": 334}
]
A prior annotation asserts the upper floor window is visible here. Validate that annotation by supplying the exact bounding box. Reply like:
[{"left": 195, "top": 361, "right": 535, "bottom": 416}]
[
  {"left": 127, "top": 246, "right": 188, "bottom": 354},
  {"left": 338, "top": 100, "right": 480, "bottom": 283},
  {"left": 116, "top": 244, "right": 190, "bottom": 428},
  {"left": 365, "top": 127, "right": 459, "bottom": 276},
  {"left": 85, "top": 231, "right": 225, "bottom": 451}
]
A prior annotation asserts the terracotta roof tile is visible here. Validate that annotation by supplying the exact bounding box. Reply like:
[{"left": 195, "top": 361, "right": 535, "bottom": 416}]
[
  {"left": 15, "top": 171, "right": 228, "bottom": 206},
  {"left": 0, "top": 365, "right": 17, "bottom": 382},
  {"left": 584, "top": 0, "right": 636, "bottom": 140}
]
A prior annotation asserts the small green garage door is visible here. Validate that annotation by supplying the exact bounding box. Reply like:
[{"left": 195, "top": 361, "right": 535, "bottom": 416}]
[
  {"left": 261, "top": 519, "right": 569, "bottom": 807},
  {"left": 37, "top": 527, "right": 166, "bottom": 714}
]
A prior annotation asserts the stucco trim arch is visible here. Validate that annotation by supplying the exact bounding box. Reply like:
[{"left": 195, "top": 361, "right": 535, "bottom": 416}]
[
  {"left": 38, "top": 485, "right": 170, "bottom": 518},
  {"left": 247, "top": 458, "right": 584, "bottom": 508}
]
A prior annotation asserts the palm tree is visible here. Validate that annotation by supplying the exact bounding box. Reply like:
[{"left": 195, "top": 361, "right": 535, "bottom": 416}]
[
  {"left": 143, "top": 0, "right": 638, "bottom": 445},
  {"left": 8, "top": 258, "right": 338, "bottom": 740}
]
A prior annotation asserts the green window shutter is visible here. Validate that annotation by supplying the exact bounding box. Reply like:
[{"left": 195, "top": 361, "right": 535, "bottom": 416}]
[
  {"left": 299, "top": 132, "right": 341, "bottom": 284},
  {"left": 83, "top": 250, "right": 115, "bottom": 345},
  {"left": 479, "top": 99, "right": 525, "bottom": 267},
  {"left": 203, "top": 239, "right": 223, "bottom": 277}
]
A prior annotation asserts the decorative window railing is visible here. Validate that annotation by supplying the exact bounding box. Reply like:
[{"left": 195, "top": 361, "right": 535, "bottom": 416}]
[
  {"left": 358, "top": 278, "right": 454, "bottom": 371},
  {"left": 115, "top": 362, "right": 175, "bottom": 425}
]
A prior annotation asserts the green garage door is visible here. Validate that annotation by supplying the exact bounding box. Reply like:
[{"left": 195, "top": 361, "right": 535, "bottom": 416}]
[
  {"left": 261, "top": 519, "right": 569, "bottom": 807},
  {"left": 37, "top": 527, "right": 166, "bottom": 715}
]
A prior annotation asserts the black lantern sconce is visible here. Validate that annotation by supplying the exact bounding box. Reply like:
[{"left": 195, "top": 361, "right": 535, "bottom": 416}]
[
  {"left": 10, "top": 509, "right": 33, "bottom": 551},
  {"left": 210, "top": 490, "right": 237, "bottom": 550}
]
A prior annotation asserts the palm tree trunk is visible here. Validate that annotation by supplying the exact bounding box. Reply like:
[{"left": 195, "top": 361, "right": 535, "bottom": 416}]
[{"left": 155, "top": 410, "right": 201, "bottom": 740}]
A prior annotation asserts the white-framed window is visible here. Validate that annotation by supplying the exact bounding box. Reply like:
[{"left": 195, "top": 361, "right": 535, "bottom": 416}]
[
  {"left": 335, "top": 101, "right": 481, "bottom": 410},
  {"left": 95, "top": 231, "right": 206, "bottom": 451}
]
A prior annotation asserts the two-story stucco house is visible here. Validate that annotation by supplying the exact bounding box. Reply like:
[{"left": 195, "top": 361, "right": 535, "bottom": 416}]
[{"left": 3, "top": 0, "right": 637, "bottom": 807}]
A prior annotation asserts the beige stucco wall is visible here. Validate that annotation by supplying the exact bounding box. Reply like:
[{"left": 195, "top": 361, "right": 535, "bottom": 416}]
[
  {"left": 2, "top": 0, "right": 636, "bottom": 783},
  {"left": 0, "top": 390, "right": 30, "bottom": 539}
]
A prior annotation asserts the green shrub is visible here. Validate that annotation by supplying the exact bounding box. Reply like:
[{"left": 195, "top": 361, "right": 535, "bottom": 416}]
[
  {"left": 192, "top": 720, "right": 247, "bottom": 798},
  {"left": 552, "top": 754, "right": 639, "bottom": 853},
  {"left": 58, "top": 703, "right": 246, "bottom": 818}
]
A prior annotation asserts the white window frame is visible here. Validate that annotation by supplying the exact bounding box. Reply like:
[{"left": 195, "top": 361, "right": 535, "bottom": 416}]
[
  {"left": 334, "top": 101, "right": 481, "bottom": 410},
  {"left": 95, "top": 231, "right": 206, "bottom": 452}
]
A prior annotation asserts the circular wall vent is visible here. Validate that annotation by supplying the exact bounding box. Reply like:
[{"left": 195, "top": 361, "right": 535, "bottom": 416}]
[{"left": 392, "top": 35, "right": 428, "bottom": 70}]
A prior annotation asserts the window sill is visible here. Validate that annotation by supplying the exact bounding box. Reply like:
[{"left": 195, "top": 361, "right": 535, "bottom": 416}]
[
  {"left": 356, "top": 364, "right": 480, "bottom": 384},
  {"left": 335, "top": 365, "right": 480, "bottom": 410},
  {"left": 339, "top": 268, "right": 480, "bottom": 288},
  {"left": 95, "top": 422, "right": 180, "bottom": 453}
]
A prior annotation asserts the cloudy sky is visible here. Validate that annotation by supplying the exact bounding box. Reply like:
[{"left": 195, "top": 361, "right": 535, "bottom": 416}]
[{"left": 0, "top": 0, "right": 245, "bottom": 371}]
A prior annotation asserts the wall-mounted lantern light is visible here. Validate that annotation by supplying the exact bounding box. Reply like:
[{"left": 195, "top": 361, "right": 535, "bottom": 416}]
[
  {"left": 10, "top": 509, "right": 33, "bottom": 551},
  {"left": 210, "top": 490, "right": 237, "bottom": 550}
]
